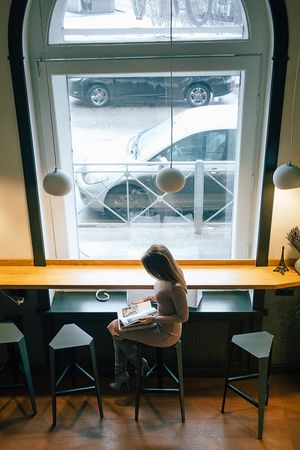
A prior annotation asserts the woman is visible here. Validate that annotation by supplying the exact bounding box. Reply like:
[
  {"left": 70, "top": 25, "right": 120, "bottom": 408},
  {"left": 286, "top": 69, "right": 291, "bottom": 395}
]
[{"left": 107, "top": 244, "right": 189, "bottom": 390}]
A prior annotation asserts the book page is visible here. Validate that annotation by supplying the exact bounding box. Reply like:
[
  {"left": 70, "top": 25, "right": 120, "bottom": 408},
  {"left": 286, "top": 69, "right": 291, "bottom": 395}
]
[{"left": 118, "top": 300, "right": 156, "bottom": 327}]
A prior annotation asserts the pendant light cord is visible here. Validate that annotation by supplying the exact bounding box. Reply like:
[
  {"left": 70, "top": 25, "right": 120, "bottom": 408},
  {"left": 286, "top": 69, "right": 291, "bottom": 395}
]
[
  {"left": 290, "top": 50, "right": 300, "bottom": 165},
  {"left": 170, "top": 0, "right": 174, "bottom": 168},
  {"left": 38, "top": 0, "right": 58, "bottom": 170}
]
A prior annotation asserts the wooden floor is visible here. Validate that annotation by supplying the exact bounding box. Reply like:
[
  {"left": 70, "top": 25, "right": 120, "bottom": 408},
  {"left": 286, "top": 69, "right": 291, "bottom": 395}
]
[{"left": 1, "top": 374, "right": 300, "bottom": 449}]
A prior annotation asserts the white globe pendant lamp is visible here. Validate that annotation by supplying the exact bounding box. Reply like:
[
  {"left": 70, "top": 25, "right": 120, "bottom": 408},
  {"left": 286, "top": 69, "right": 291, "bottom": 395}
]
[
  {"left": 273, "top": 51, "right": 300, "bottom": 190},
  {"left": 43, "top": 168, "right": 72, "bottom": 196},
  {"left": 155, "top": 0, "right": 185, "bottom": 194},
  {"left": 39, "top": 0, "right": 72, "bottom": 197},
  {"left": 156, "top": 166, "right": 186, "bottom": 193},
  {"left": 273, "top": 162, "right": 300, "bottom": 189},
  {"left": 41, "top": 78, "right": 72, "bottom": 196}
]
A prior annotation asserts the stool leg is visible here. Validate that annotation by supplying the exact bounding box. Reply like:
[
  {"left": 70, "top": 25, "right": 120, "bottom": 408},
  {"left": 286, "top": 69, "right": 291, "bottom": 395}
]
[
  {"left": 7, "top": 343, "right": 20, "bottom": 384},
  {"left": 89, "top": 340, "right": 104, "bottom": 419},
  {"left": 257, "top": 357, "right": 268, "bottom": 440},
  {"left": 49, "top": 347, "right": 56, "bottom": 426},
  {"left": 157, "top": 348, "right": 164, "bottom": 388},
  {"left": 135, "top": 344, "right": 143, "bottom": 421},
  {"left": 176, "top": 341, "right": 185, "bottom": 423},
  {"left": 70, "top": 348, "right": 77, "bottom": 389},
  {"left": 221, "top": 341, "right": 233, "bottom": 413},
  {"left": 18, "top": 338, "right": 37, "bottom": 415}
]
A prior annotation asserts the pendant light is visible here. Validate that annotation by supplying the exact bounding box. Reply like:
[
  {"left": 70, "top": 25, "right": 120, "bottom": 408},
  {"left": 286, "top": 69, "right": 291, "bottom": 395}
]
[
  {"left": 39, "top": 1, "right": 72, "bottom": 196},
  {"left": 156, "top": 0, "right": 185, "bottom": 194},
  {"left": 273, "top": 51, "right": 300, "bottom": 189}
]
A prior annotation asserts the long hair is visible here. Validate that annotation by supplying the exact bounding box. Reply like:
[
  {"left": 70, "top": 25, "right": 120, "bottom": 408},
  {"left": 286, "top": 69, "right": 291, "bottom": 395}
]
[{"left": 141, "top": 244, "right": 187, "bottom": 292}]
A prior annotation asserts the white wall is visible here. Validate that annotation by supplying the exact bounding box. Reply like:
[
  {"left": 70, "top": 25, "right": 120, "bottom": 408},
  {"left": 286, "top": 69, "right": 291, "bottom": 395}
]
[
  {"left": 0, "top": 0, "right": 33, "bottom": 259},
  {"left": 269, "top": 0, "right": 300, "bottom": 261},
  {"left": 0, "top": 0, "right": 299, "bottom": 261}
]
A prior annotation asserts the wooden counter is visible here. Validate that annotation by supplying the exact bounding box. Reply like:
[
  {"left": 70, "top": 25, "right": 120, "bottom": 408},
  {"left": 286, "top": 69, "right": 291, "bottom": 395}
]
[{"left": 0, "top": 263, "right": 299, "bottom": 290}]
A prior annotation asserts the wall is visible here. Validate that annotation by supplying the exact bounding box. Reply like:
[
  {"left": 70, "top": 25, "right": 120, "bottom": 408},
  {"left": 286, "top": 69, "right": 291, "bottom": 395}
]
[
  {"left": 263, "top": 287, "right": 300, "bottom": 370},
  {"left": 0, "top": 0, "right": 33, "bottom": 259},
  {"left": 264, "top": 0, "right": 300, "bottom": 370},
  {"left": 269, "top": 0, "right": 300, "bottom": 261}
]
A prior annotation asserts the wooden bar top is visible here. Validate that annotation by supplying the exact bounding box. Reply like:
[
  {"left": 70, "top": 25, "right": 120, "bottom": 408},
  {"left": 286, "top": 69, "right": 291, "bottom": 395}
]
[{"left": 0, "top": 263, "right": 299, "bottom": 290}]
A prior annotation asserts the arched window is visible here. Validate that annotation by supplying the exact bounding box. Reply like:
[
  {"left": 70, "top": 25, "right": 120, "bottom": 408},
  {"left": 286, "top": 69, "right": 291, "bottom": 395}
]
[{"left": 23, "top": 0, "right": 274, "bottom": 260}]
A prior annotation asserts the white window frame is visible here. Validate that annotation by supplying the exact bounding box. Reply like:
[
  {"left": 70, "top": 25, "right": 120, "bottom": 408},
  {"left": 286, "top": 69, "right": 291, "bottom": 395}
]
[{"left": 25, "top": 0, "right": 273, "bottom": 260}]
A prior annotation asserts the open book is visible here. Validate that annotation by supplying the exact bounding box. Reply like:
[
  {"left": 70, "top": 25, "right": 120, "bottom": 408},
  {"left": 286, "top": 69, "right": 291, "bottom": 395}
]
[{"left": 118, "top": 300, "right": 157, "bottom": 332}]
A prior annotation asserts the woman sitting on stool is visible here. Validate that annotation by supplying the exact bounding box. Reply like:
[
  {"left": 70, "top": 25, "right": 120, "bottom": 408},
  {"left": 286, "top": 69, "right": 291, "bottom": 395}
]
[{"left": 107, "top": 244, "right": 189, "bottom": 390}]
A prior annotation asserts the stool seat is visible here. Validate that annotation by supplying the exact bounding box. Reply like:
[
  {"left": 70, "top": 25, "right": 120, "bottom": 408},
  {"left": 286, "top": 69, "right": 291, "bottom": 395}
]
[
  {"left": 135, "top": 340, "right": 185, "bottom": 422},
  {"left": 49, "top": 323, "right": 93, "bottom": 349},
  {"left": 0, "top": 322, "right": 24, "bottom": 344},
  {"left": 0, "top": 322, "right": 36, "bottom": 416},
  {"left": 232, "top": 331, "right": 273, "bottom": 359},
  {"left": 49, "top": 323, "right": 103, "bottom": 426},
  {"left": 221, "top": 330, "right": 274, "bottom": 440}
]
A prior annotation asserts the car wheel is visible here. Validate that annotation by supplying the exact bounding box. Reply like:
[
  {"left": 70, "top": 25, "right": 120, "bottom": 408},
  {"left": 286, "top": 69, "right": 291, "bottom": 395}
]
[
  {"left": 86, "top": 84, "right": 110, "bottom": 107},
  {"left": 104, "top": 185, "right": 152, "bottom": 221},
  {"left": 186, "top": 84, "right": 212, "bottom": 107}
]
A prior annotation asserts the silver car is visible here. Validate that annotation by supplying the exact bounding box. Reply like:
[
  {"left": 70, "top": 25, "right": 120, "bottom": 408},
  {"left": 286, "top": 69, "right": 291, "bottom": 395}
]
[{"left": 75, "top": 104, "right": 238, "bottom": 222}]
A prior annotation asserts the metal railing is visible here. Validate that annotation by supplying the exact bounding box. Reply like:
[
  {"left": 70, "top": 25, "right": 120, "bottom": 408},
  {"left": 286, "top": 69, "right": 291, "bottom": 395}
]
[{"left": 73, "top": 160, "right": 235, "bottom": 231}]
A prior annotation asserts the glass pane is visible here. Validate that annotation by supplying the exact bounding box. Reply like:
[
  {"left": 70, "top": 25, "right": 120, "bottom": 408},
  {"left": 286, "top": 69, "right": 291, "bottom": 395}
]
[
  {"left": 68, "top": 71, "right": 240, "bottom": 259},
  {"left": 50, "top": 0, "right": 248, "bottom": 44}
]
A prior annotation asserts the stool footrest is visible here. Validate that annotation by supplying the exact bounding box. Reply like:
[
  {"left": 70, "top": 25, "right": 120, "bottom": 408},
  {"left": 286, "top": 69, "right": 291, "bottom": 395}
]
[
  {"left": 143, "top": 363, "right": 179, "bottom": 386},
  {"left": 142, "top": 387, "right": 179, "bottom": 393},
  {"left": 56, "top": 363, "right": 95, "bottom": 389},
  {"left": 163, "top": 364, "right": 179, "bottom": 385},
  {"left": 227, "top": 383, "right": 258, "bottom": 407},
  {"left": 56, "top": 385, "right": 96, "bottom": 395},
  {"left": 75, "top": 363, "right": 95, "bottom": 382},
  {"left": 227, "top": 373, "right": 259, "bottom": 382},
  {"left": 56, "top": 365, "right": 70, "bottom": 387}
]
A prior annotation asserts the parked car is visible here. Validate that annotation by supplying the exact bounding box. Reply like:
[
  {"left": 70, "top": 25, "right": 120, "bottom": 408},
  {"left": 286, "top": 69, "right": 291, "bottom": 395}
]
[
  {"left": 75, "top": 104, "right": 238, "bottom": 221},
  {"left": 68, "top": 75, "right": 235, "bottom": 108}
]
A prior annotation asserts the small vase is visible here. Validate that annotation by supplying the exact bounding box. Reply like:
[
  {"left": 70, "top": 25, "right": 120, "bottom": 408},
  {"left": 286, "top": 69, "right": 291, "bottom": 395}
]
[{"left": 294, "top": 258, "right": 300, "bottom": 274}]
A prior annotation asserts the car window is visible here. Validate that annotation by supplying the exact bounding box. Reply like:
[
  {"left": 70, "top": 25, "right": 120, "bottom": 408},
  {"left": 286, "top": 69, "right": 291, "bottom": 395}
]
[
  {"left": 205, "top": 131, "right": 228, "bottom": 160},
  {"left": 149, "top": 129, "right": 235, "bottom": 162}
]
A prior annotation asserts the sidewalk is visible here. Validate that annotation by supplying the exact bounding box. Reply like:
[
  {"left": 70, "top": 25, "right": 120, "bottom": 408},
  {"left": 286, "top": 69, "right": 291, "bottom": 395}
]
[{"left": 78, "top": 221, "right": 231, "bottom": 259}]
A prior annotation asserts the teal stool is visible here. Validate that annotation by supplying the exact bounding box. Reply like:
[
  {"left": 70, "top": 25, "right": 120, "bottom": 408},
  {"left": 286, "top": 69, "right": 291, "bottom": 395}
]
[
  {"left": 135, "top": 340, "right": 185, "bottom": 422},
  {"left": 49, "top": 323, "right": 104, "bottom": 426},
  {"left": 221, "top": 331, "right": 274, "bottom": 439},
  {"left": 0, "top": 322, "right": 37, "bottom": 415}
]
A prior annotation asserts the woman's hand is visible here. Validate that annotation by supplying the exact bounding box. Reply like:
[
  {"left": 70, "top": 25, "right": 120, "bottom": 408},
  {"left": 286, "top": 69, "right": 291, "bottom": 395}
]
[
  {"left": 131, "top": 298, "right": 146, "bottom": 304},
  {"left": 139, "top": 316, "right": 154, "bottom": 325},
  {"left": 131, "top": 295, "right": 157, "bottom": 305}
]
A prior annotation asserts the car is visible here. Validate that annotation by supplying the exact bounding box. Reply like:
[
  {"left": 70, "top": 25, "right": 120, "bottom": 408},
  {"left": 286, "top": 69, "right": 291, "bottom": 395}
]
[
  {"left": 68, "top": 75, "right": 235, "bottom": 108},
  {"left": 75, "top": 104, "right": 238, "bottom": 222}
]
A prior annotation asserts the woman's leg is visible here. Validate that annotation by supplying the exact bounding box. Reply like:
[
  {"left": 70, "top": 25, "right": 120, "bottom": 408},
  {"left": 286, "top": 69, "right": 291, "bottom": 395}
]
[
  {"left": 112, "top": 336, "right": 129, "bottom": 377},
  {"left": 110, "top": 337, "right": 130, "bottom": 390},
  {"left": 116, "top": 338, "right": 138, "bottom": 366},
  {"left": 117, "top": 338, "right": 150, "bottom": 375}
]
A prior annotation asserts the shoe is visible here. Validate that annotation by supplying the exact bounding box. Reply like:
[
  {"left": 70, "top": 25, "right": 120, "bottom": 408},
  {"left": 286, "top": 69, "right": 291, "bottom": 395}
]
[{"left": 109, "top": 371, "right": 129, "bottom": 391}]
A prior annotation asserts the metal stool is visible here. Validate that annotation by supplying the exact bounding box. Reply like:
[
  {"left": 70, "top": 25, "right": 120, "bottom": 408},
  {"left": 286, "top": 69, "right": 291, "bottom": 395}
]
[
  {"left": 221, "top": 331, "right": 274, "bottom": 439},
  {"left": 49, "top": 323, "right": 103, "bottom": 426},
  {"left": 0, "top": 321, "right": 37, "bottom": 415},
  {"left": 135, "top": 340, "right": 185, "bottom": 422}
]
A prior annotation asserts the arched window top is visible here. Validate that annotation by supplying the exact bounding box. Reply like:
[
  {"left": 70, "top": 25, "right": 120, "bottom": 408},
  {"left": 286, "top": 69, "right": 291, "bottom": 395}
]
[{"left": 49, "top": 0, "right": 249, "bottom": 44}]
